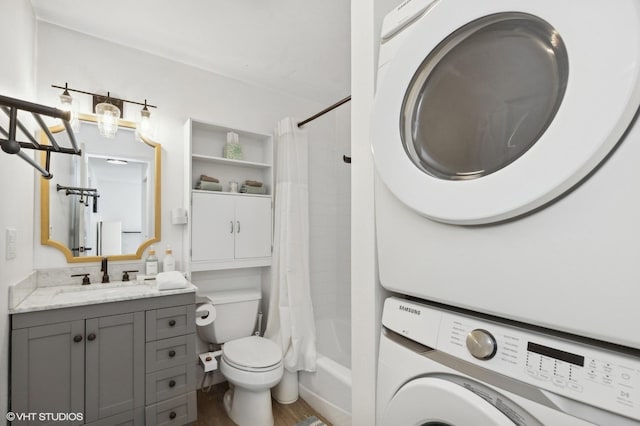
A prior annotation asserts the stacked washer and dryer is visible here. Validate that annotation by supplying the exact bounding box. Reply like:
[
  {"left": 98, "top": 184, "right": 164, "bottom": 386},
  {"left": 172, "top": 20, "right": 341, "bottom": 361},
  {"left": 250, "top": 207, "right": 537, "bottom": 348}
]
[{"left": 372, "top": 0, "right": 640, "bottom": 424}]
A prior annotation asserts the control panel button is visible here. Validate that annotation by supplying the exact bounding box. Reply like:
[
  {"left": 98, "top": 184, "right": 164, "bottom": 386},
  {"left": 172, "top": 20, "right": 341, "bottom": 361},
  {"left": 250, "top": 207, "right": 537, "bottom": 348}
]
[
  {"left": 567, "top": 382, "right": 583, "bottom": 393},
  {"left": 466, "top": 329, "right": 497, "bottom": 360}
]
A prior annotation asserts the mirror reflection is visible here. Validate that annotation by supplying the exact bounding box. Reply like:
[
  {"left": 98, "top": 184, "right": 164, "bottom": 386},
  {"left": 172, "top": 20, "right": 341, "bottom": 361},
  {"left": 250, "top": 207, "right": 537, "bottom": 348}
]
[{"left": 41, "top": 114, "right": 161, "bottom": 262}]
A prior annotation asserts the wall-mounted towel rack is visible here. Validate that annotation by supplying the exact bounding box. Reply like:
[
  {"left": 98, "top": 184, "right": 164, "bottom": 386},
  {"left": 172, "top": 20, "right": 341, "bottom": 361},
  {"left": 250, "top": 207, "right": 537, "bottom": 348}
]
[
  {"left": 0, "top": 94, "right": 81, "bottom": 179},
  {"left": 57, "top": 184, "right": 100, "bottom": 212}
]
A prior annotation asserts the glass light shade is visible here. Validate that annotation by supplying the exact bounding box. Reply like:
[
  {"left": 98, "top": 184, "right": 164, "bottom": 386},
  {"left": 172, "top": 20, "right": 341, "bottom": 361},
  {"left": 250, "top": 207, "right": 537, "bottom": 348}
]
[
  {"left": 135, "top": 107, "right": 154, "bottom": 141},
  {"left": 95, "top": 102, "right": 120, "bottom": 138},
  {"left": 59, "top": 92, "right": 79, "bottom": 132}
]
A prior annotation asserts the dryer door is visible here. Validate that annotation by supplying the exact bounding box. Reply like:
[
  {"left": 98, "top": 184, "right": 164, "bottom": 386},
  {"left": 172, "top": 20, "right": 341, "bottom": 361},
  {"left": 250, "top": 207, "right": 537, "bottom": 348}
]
[
  {"left": 380, "top": 377, "right": 537, "bottom": 425},
  {"left": 372, "top": 0, "right": 640, "bottom": 224}
]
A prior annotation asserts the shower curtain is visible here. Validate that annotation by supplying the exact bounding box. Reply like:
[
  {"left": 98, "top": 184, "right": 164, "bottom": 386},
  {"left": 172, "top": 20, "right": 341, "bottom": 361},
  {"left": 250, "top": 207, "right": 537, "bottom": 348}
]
[{"left": 265, "top": 117, "right": 317, "bottom": 376}]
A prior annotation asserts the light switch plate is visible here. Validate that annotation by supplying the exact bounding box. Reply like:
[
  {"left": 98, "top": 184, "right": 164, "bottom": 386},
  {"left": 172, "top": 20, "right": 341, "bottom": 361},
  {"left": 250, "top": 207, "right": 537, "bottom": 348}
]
[{"left": 6, "top": 228, "right": 16, "bottom": 260}]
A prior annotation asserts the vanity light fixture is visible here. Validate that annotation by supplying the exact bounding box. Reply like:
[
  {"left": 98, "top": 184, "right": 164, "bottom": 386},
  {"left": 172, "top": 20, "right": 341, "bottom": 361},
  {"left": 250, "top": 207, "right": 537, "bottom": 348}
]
[
  {"left": 95, "top": 92, "right": 121, "bottom": 138},
  {"left": 106, "top": 158, "right": 128, "bottom": 165},
  {"left": 58, "top": 83, "right": 79, "bottom": 132},
  {"left": 51, "top": 84, "right": 157, "bottom": 140}
]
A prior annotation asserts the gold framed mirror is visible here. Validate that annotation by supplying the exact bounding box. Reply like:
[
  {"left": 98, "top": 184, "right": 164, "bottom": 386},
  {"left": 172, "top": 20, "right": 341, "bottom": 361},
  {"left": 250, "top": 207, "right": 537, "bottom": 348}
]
[{"left": 40, "top": 113, "right": 161, "bottom": 262}]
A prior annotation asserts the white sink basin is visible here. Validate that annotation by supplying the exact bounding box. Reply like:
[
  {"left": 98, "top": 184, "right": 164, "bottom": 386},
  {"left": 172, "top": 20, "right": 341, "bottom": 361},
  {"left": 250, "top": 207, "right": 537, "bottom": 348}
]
[
  {"left": 56, "top": 281, "right": 149, "bottom": 293},
  {"left": 52, "top": 281, "right": 155, "bottom": 303}
]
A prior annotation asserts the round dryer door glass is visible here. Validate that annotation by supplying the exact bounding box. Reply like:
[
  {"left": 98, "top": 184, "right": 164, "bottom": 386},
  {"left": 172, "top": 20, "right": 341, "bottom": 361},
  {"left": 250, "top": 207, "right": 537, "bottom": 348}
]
[{"left": 401, "top": 13, "right": 569, "bottom": 180}]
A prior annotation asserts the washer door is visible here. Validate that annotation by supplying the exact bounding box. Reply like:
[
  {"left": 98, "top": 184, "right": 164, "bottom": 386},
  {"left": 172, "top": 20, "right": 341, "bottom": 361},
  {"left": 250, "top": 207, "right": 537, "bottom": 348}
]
[
  {"left": 381, "top": 377, "right": 532, "bottom": 425},
  {"left": 372, "top": 0, "right": 640, "bottom": 224}
]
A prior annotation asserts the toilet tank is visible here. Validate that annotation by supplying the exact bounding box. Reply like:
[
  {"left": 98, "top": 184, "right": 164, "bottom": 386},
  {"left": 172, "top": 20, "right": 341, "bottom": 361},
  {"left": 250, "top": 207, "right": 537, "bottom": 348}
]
[{"left": 198, "top": 289, "right": 261, "bottom": 343}]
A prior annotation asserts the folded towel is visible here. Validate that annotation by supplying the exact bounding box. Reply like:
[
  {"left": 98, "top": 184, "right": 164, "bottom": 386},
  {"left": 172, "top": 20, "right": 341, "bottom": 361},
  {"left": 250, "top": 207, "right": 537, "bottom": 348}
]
[
  {"left": 244, "top": 180, "right": 263, "bottom": 187},
  {"left": 195, "top": 181, "right": 223, "bottom": 191},
  {"left": 200, "top": 174, "right": 219, "bottom": 183},
  {"left": 156, "top": 271, "right": 188, "bottom": 290},
  {"left": 239, "top": 184, "right": 267, "bottom": 195}
]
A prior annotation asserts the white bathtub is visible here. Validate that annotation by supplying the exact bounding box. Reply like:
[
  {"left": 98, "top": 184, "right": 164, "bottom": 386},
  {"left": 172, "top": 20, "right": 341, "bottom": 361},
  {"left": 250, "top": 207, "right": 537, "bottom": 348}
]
[{"left": 299, "top": 318, "right": 352, "bottom": 426}]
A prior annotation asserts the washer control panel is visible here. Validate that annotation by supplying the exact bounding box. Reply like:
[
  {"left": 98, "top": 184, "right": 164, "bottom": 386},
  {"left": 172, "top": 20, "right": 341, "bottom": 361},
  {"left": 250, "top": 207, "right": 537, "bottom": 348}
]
[{"left": 382, "top": 297, "right": 640, "bottom": 422}]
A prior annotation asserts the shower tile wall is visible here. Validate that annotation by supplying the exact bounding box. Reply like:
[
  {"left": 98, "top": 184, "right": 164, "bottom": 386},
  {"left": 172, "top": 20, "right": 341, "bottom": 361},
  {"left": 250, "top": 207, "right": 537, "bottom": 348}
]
[{"left": 308, "top": 105, "right": 352, "bottom": 327}]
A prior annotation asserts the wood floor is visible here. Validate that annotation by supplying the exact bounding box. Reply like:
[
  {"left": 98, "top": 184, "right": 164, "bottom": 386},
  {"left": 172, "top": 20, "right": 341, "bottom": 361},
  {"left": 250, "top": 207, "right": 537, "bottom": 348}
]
[{"left": 195, "top": 383, "right": 332, "bottom": 426}]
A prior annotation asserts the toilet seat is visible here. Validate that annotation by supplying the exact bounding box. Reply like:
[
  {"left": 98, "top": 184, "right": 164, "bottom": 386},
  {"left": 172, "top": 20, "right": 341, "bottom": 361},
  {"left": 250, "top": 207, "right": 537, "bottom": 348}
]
[{"left": 222, "top": 336, "right": 282, "bottom": 372}]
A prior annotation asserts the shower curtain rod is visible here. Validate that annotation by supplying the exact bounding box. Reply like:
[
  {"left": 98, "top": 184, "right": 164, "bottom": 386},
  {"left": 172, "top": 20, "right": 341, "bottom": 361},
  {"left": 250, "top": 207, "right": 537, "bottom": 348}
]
[
  {"left": 298, "top": 95, "right": 352, "bottom": 163},
  {"left": 297, "top": 95, "right": 351, "bottom": 128}
]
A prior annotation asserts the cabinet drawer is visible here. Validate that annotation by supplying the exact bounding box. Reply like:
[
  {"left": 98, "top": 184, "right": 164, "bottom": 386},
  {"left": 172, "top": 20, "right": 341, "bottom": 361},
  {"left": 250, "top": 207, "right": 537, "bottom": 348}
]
[
  {"left": 146, "top": 305, "right": 195, "bottom": 342},
  {"left": 145, "top": 391, "right": 197, "bottom": 426},
  {"left": 146, "top": 334, "right": 196, "bottom": 373},
  {"left": 145, "top": 363, "right": 196, "bottom": 405}
]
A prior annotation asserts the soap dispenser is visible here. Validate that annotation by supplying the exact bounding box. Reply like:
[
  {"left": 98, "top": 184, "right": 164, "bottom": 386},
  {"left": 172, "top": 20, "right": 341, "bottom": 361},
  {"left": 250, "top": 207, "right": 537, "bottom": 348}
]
[
  {"left": 163, "top": 245, "right": 175, "bottom": 272},
  {"left": 145, "top": 246, "right": 159, "bottom": 275}
]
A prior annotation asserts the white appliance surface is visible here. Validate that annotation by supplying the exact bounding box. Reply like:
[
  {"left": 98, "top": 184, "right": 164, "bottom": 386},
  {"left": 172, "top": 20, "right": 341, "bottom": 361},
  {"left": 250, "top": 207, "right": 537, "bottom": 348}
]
[
  {"left": 372, "top": 0, "right": 640, "bottom": 348},
  {"left": 377, "top": 297, "right": 640, "bottom": 425}
]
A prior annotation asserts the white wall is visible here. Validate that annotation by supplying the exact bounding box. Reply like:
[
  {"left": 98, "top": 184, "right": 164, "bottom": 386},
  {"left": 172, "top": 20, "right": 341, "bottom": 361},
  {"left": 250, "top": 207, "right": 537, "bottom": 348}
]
[
  {"left": 0, "top": 0, "right": 36, "bottom": 417},
  {"left": 351, "top": 0, "right": 399, "bottom": 423},
  {"left": 33, "top": 22, "right": 324, "bottom": 270}
]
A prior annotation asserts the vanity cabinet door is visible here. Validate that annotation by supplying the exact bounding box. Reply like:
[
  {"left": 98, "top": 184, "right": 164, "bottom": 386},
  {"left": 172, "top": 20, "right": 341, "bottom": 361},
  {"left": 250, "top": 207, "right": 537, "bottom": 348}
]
[
  {"left": 85, "top": 312, "right": 145, "bottom": 423},
  {"left": 191, "top": 192, "right": 235, "bottom": 262},
  {"left": 11, "top": 320, "right": 85, "bottom": 425}
]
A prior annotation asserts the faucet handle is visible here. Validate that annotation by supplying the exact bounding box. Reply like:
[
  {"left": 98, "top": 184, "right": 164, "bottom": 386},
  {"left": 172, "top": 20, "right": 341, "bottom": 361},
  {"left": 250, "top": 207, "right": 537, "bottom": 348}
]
[
  {"left": 122, "top": 270, "right": 138, "bottom": 282},
  {"left": 71, "top": 273, "right": 91, "bottom": 285}
]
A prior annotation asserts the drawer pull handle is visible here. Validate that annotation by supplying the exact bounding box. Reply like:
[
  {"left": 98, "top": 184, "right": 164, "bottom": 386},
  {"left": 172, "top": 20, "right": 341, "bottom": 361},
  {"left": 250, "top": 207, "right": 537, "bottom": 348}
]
[
  {"left": 169, "top": 350, "right": 176, "bottom": 358},
  {"left": 73, "top": 334, "right": 83, "bottom": 343},
  {"left": 169, "top": 380, "right": 176, "bottom": 388},
  {"left": 169, "top": 319, "right": 176, "bottom": 327},
  {"left": 169, "top": 411, "right": 177, "bottom": 420},
  {"left": 87, "top": 333, "right": 96, "bottom": 341}
]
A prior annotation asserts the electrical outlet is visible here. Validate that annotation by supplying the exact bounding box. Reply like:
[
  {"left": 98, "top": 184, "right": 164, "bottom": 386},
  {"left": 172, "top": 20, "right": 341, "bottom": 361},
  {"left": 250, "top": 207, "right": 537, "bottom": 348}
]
[{"left": 6, "top": 228, "right": 17, "bottom": 260}]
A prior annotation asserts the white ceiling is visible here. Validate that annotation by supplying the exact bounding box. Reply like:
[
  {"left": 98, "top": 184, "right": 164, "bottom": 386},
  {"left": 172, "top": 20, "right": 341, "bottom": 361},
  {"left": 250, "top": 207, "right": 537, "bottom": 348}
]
[{"left": 30, "top": 0, "right": 351, "bottom": 104}]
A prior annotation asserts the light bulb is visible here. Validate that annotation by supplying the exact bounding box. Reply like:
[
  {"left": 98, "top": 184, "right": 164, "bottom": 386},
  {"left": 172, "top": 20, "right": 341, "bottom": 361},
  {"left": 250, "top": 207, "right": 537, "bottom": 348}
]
[
  {"left": 136, "top": 101, "right": 154, "bottom": 141},
  {"left": 96, "top": 100, "right": 120, "bottom": 138},
  {"left": 59, "top": 89, "right": 79, "bottom": 132}
]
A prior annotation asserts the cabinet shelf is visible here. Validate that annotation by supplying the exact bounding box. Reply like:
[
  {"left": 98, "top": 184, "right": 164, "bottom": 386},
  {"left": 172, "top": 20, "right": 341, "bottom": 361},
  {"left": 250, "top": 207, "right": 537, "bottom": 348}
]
[
  {"left": 192, "top": 189, "right": 271, "bottom": 198},
  {"left": 192, "top": 154, "right": 271, "bottom": 169}
]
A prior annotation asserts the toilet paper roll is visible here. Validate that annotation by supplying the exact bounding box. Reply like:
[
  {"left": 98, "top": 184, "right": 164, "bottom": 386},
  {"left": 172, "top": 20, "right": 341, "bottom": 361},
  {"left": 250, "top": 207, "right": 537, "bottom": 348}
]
[{"left": 196, "top": 303, "right": 216, "bottom": 326}]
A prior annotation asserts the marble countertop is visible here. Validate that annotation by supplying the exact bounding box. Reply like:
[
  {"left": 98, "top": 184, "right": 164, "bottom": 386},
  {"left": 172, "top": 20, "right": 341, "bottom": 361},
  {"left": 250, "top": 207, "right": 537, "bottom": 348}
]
[{"left": 10, "top": 279, "right": 197, "bottom": 314}]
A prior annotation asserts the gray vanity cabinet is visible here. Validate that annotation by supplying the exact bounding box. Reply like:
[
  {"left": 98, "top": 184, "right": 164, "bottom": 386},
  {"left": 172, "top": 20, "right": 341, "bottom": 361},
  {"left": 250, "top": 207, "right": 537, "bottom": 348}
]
[{"left": 11, "top": 293, "right": 195, "bottom": 426}]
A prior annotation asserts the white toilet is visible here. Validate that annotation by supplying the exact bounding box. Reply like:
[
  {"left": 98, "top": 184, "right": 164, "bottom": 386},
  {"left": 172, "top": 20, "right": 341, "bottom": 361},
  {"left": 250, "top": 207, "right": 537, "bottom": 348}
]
[{"left": 196, "top": 289, "right": 283, "bottom": 426}]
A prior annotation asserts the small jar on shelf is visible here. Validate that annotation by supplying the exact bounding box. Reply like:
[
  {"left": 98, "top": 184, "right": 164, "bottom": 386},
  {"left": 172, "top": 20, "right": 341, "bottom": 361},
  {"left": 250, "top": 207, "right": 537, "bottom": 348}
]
[{"left": 223, "top": 131, "right": 243, "bottom": 160}]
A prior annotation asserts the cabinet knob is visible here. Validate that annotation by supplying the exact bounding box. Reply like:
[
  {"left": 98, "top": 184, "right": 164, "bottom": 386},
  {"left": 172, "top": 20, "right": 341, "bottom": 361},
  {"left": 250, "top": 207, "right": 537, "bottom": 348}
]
[
  {"left": 87, "top": 333, "right": 96, "bottom": 341},
  {"left": 169, "top": 350, "right": 176, "bottom": 358},
  {"left": 169, "top": 411, "right": 177, "bottom": 420},
  {"left": 169, "top": 380, "right": 176, "bottom": 388},
  {"left": 169, "top": 319, "right": 176, "bottom": 327},
  {"left": 73, "top": 334, "right": 83, "bottom": 343}
]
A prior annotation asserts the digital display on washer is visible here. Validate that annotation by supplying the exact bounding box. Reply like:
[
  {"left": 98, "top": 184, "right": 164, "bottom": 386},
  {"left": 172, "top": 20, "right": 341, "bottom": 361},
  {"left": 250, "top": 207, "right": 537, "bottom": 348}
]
[{"left": 527, "top": 342, "right": 584, "bottom": 366}]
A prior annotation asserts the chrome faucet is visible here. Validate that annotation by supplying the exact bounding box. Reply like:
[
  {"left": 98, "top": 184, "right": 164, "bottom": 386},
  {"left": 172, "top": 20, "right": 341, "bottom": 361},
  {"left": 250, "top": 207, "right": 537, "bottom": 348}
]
[{"left": 101, "top": 257, "right": 110, "bottom": 283}]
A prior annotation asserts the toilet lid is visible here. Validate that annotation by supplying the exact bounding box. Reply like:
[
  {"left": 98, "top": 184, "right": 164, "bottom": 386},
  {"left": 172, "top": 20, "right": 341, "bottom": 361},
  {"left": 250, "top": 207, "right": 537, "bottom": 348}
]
[{"left": 223, "top": 336, "right": 282, "bottom": 369}]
